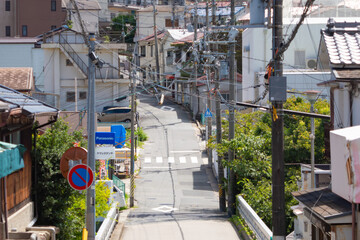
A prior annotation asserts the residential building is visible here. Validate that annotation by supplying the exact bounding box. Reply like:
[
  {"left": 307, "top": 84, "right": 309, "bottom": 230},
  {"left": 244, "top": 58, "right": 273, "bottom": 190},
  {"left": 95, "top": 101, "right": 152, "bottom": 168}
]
[
  {"left": 291, "top": 20, "right": 360, "bottom": 240},
  {"left": 0, "top": 0, "right": 66, "bottom": 37},
  {"left": 38, "top": 27, "right": 130, "bottom": 112},
  {"left": 0, "top": 84, "right": 58, "bottom": 239},
  {"left": 135, "top": 5, "right": 186, "bottom": 42},
  {"left": 242, "top": 0, "right": 360, "bottom": 105},
  {"left": 63, "top": 0, "right": 101, "bottom": 34},
  {"left": 0, "top": 27, "right": 131, "bottom": 112}
]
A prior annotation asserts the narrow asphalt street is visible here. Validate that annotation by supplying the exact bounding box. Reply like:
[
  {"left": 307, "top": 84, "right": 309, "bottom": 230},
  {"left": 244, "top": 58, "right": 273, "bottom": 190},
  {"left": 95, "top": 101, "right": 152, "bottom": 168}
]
[{"left": 120, "top": 93, "right": 239, "bottom": 240}]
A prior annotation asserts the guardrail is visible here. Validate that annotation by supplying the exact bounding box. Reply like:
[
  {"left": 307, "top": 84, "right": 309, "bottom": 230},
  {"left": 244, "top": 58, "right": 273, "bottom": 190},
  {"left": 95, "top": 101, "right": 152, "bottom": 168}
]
[
  {"left": 113, "top": 175, "right": 125, "bottom": 194},
  {"left": 237, "top": 195, "right": 273, "bottom": 240}
]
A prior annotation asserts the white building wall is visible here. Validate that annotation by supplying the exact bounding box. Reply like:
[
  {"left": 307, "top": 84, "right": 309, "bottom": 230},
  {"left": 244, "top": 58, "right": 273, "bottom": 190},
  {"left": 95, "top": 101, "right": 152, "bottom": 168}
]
[{"left": 243, "top": 20, "right": 335, "bottom": 103}]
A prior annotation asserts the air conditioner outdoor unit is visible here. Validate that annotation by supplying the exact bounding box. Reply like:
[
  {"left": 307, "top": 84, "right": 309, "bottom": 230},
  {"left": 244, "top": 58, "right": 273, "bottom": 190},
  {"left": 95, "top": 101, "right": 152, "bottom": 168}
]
[
  {"left": 330, "top": 126, "right": 360, "bottom": 203},
  {"left": 306, "top": 59, "right": 317, "bottom": 69}
]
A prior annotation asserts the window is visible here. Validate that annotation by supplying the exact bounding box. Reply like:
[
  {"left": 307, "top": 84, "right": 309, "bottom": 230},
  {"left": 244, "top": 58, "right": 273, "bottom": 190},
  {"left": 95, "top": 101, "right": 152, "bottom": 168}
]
[
  {"left": 175, "top": 51, "right": 181, "bottom": 62},
  {"left": 110, "top": 13, "right": 116, "bottom": 19},
  {"left": 66, "top": 59, "right": 73, "bottom": 66},
  {"left": 150, "top": 45, "right": 153, "bottom": 57},
  {"left": 165, "top": 18, "right": 179, "bottom": 27},
  {"left": 5, "top": 26, "right": 10, "bottom": 37},
  {"left": 140, "top": 46, "right": 146, "bottom": 57},
  {"left": 79, "top": 91, "right": 86, "bottom": 100},
  {"left": 22, "top": 25, "right": 27, "bottom": 37},
  {"left": 51, "top": 0, "right": 56, "bottom": 11},
  {"left": 5, "top": 0, "right": 10, "bottom": 11},
  {"left": 66, "top": 92, "right": 75, "bottom": 102},
  {"left": 294, "top": 50, "right": 306, "bottom": 68},
  {"left": 51, "top": 25, "right": 57, "bottom": 30}
]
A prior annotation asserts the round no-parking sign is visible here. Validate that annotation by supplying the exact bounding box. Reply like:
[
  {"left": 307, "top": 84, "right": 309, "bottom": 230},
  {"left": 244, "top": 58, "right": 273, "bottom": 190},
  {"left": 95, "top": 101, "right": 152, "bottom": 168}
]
[{"left": 67, "top": 164, "right": 94, "bottom": 191}]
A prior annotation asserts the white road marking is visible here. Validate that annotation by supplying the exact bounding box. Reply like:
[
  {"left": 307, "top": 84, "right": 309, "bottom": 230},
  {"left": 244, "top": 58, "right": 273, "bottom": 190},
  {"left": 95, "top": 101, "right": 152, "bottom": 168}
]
[
  {"left": 156, "top": 157, "right": 163, "bottom": 163},
  {"left": 179, "top": 157, "right": 186, "bottom": 163},
  {"left": 168, "top": 157, "right": 175, "bottom": 163},
  {"left": 170, "top": 150, "right": 199, "bottom": 153},
  {"left": 143, "top": 167, "right": 170, "bottom": 169},
  {"left": 152, "top": 205, "right": 178, "bottom": 213},
  {"left": 191, "top": 157, "right": 198, "bottom": 163},
  {"left": 144, "top": 157, "right": 151, "bottom": 163}
]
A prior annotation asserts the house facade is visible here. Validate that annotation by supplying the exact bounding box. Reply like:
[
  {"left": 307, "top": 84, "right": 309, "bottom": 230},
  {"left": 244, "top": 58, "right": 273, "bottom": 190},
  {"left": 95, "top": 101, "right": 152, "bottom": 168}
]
[
  {"left": 291, "top": 20, "right": 360, "bottom": 240},
  {"left": 0, "top": 84, "right": 58, "bottom": 239},
  {"left": 0, "top": 0, "right": 66, "bottom": 37},
  {"left": 135, "top": 5, "right": 186, "bottom": 42},
  {"left": 242, "top": 0, "right": 360, "bottom": 105}
]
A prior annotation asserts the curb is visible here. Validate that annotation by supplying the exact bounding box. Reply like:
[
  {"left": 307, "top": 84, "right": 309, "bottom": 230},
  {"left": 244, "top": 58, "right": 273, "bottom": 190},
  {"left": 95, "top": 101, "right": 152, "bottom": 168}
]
[{"left": 109, "top": 209, "right": 131, "bottom": 240}]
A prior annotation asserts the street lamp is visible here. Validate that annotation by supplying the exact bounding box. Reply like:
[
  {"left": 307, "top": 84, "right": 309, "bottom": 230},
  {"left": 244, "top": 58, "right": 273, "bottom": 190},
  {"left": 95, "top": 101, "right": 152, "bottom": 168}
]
[{"left": 304, "top": 90, "right": 320, "bottom": 189}]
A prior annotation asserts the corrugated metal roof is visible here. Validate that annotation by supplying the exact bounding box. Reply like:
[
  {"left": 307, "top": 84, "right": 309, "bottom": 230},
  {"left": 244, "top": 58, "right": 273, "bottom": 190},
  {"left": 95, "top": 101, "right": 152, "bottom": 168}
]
[
  {"left": 191, "top": 6, "right": 244, "bottom": 17},
  {"left": 0, "top": 37, "right": 40, "bottom": 44},
  {"left": 292, "top": 187, "right": 352, "bottom": 221},
  {"left": 0, "top": 85, "right": 58, "bottom": 115},
  {"left": 0, "top": 68, "right": 33, "bottom": 91}
]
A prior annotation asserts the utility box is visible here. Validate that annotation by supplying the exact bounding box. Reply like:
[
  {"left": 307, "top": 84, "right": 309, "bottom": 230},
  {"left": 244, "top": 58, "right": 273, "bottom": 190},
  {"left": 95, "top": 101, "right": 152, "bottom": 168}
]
[{"left": 330, "top": 126, "right": 360, "bottom": 203}]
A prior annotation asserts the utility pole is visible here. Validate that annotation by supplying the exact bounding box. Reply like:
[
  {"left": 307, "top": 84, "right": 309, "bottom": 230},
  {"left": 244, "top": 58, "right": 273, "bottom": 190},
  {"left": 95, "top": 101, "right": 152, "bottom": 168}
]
[
  {"left": 192, "top": 0, "right": 198, "bottom": 119},
  {"left": 153, "top": 0, "right": 160, "bottom": 84},
  {"left": 172, "top": 0, "right": 176, "bottom": 28},
  {"left": 216, "top": 65, "right": 226, "bottom": 212},
  {"left": 86, "top": 33, "right": 96, "bottom": 240},
  {"left": 271, "top": 0, "right": 286, "bottom": 238},
  {"left": 206, "top": 1, "right": 212, "bottom": 167},
  {"left": 227, "top": 0, "right": 236, "bottom": 216},
  {"left": 211, "top": 0, "right": 216, "bottom": 25},
  {"left": 130, "top": 42, "right": 138, "bottom": 208}
]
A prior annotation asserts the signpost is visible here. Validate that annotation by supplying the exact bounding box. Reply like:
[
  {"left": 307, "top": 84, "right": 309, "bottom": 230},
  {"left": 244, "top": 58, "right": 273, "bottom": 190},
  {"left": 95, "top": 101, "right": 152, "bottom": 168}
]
[
  {"left": 95, "top": 132, "right": 115, "bottom": 145},
  {"left": 205, "top": 108, "right": 213, "bottom": 118},
  {"left": 67, "top": 164, "right": 94, "bottom": 191},
  {"left": 95, "top": 146, "right": 115, "bottom": 159}
]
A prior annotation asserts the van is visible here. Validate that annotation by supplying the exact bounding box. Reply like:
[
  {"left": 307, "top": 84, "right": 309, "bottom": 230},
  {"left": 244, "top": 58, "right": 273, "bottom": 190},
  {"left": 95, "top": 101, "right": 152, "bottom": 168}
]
[{"left": 97, "top": 107, "right": 138, "bottom": 123}]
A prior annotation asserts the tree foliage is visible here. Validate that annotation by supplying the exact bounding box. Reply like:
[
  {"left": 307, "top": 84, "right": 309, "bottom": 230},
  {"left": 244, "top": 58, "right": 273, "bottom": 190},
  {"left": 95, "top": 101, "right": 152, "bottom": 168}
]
[
  {"left": 211, "top": 96, "right": 330, "bottom": 234},
  {"left": 111, "top": 14, "right": 136, "bottom": 43},
  {"left": 34, "top": 118, "right": 111, "bottom": 239}
]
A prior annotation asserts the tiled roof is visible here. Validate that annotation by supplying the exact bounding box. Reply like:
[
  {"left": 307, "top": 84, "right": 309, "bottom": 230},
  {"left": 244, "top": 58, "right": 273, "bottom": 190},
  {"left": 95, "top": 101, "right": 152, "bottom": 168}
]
[
  {"left": 323, "top": 30, "right": 360, "bottom": 66},
  {"left": 292, "top": 187, "right": 352, "bottom": 221},
  {"left": 0, "top": 68, "right": 33, "bottom": 92},
  {"left": 138, "top": 31, "right": 165, "bottom": 42}
]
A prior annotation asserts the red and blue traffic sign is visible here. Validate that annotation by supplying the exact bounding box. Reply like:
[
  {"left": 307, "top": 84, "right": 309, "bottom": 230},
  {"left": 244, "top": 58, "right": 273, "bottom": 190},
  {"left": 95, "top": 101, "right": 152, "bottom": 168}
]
[{"left": 67, "top": 164, "right": 94, "bottom": 191}]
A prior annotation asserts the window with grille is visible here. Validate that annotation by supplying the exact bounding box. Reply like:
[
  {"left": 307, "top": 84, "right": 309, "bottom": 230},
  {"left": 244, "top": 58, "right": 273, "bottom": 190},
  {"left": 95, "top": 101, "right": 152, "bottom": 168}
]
[
  {"left": 51, "top": 0, "right": 56, "bottom": 11},
  {"left": 79, "top": 91, "right": 87, "bottom": 100},
  {"left": 66, "top": 92, "right": 75, "bottom": 102},
  {"left": 5, "top": 26, "right": 10, "bottom": 37},
  {"left": 22, "top": 25, "right": 28, "bottom": 37},
  {"left": 5, "top": 1, "right": 10, "bottom": 11}
]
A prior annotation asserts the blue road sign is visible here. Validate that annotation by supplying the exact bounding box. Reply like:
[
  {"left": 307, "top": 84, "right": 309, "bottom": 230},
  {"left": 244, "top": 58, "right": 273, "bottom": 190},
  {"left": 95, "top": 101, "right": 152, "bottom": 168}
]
[
  {"left": 95, "top": 132, "right": 115, "bottom": 145},
  {"left": 204, "top": 108, "right": 213, "bottom": 118},
  {"left": 68, "top": 164, "right": 94, "bottom": 191}
]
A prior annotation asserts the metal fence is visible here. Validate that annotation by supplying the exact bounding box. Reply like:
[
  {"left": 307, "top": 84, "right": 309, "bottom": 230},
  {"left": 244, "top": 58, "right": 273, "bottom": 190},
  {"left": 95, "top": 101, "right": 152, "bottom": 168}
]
[
  {"left": 237, "top": 195, "right": 272, "bottom": 240},
  {"left": 113, "top": 175, "right": 125, "bottom": 194}
]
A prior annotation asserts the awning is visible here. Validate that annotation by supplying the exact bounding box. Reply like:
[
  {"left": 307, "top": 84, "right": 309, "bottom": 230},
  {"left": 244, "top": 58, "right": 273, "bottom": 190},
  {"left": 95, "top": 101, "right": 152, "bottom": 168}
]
[{"left": 0, "top": 141, "right": 26, "bottom": 178}]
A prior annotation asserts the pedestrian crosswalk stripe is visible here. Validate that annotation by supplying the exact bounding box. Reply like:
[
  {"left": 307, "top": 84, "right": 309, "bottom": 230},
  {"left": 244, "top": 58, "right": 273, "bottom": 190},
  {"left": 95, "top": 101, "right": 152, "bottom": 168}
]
[
  {"left": 179, "top": 157, "right": 186, "bottom": 163},
  {"left": 143, "top": 156, "right": 201, "bottom": 164},
  {"left": 191, "top": 157, "right": 198, "bottom": 163}
]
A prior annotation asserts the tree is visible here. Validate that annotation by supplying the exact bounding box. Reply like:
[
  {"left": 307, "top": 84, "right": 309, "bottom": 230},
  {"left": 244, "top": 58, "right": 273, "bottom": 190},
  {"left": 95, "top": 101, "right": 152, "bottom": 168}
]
[
  {"left": 111, "top": 14, "right": 136, "bottom": 43},
  {"left": 211, "top": 96, "right": 330, "bottom": 234},
  {"left": 34, "top": 119, "right": 111, "bottom": 239}
]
